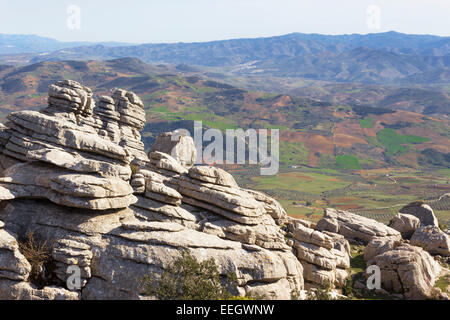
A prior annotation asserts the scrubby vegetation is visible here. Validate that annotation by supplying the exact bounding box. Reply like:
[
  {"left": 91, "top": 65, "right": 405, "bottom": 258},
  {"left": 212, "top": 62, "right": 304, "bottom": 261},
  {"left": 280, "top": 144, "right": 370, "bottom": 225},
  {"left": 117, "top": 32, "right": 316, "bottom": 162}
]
[
  {"left": 18, "top": 233, "right": 56, "bottom": 288},
  {"left": 142, "top": 250, "right": 250, "bottom": 300}
]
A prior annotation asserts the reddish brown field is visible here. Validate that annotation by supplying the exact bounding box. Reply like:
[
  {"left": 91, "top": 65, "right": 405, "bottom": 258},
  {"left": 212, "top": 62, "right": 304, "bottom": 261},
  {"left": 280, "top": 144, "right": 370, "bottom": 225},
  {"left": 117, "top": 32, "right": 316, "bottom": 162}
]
[{"left": 281, "top": 131, "right": 334, "bottom": 166}]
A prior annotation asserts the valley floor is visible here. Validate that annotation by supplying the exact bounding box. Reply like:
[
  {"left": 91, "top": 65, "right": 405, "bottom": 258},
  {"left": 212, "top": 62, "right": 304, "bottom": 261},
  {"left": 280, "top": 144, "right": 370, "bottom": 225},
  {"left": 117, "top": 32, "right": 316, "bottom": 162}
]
[{"left": 229, "top": 165, "right": 450, "bottom": 228}]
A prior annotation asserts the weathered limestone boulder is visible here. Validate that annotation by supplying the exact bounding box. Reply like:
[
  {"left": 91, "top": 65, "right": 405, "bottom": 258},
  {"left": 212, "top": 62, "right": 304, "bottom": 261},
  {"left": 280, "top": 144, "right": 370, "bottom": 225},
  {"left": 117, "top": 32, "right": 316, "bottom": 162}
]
[
  {"left": 364, "top": 238, "right": 441, "bottom": 300},
  {"left": 148, "top": 151, "right": 188, "bottom": 175},
  {"left": 317, "top": 208, "right": 401, "bottom": 244},
  {"left": 189, "top": 166, "right": 238, "bottom": 188},
  {"left": 364, "top": 237, "right": 400, "bottom": 262},
  {"left": 399, "top": 202, "right": 439, "bottom": 228},
  {"left": 411, "top": 226, "right": 450, "bottom": 256},
  {"left": 389, "top": 213, "right": 421, "bottom": 239},
  {"left": 149, "top": 131, "right": 197, "bottom": 168},
  {"left": 291, "top": 223, "right": 350, "bottom": 288}
]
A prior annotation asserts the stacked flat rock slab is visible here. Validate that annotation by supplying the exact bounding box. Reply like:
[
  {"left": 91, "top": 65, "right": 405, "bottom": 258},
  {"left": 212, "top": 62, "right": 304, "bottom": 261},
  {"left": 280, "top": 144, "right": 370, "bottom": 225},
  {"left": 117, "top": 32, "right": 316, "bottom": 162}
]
[
  {"left": 112, "top": 89, "right": 147, "bottom": 164},
  {"left": 52, "top": 239, "right": 93, "bottom": 288},
  {"left": 0, "top": 81, "right": 142, "bottom": 210},
  {"left": 92, "top": 96, "right": 121, "bottom": 143},
  {"left": 45, "top": 80, "right": 94, "bottom": 119},
  {"left": 364, "top": 237, "right": 442, "bottom": 299},
  {"left": 291, "top": 223, "right": 350, "bottom": 288},
  {"left": 137, "top": 151, "right": 292, "bottom": 251},
  {"left": 317, "top": 208, "right": 401, "bottom": 244}
]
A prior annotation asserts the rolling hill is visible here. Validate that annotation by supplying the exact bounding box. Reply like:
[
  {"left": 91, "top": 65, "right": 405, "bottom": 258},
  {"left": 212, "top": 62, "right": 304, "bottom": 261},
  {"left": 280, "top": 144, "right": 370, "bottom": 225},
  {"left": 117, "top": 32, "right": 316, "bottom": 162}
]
[
  {"left": 4, "top": 31, "right": 449, "bottom": 85},
  {"left": 0, "top": 58, "right": 448, "bottom": 172}
]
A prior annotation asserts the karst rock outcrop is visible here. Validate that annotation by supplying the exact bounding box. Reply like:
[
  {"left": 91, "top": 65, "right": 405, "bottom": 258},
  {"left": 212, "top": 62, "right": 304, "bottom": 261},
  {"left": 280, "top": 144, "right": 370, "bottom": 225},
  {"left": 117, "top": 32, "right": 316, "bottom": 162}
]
[
  {"left": 0, "top": 80, "right": 446, "bottom": 300},
  {"left": 0, "top": 80, "right": 325, "bottom": 300},
  {"left": 364, "top": 237, "right": 443, "bottom": 299}
]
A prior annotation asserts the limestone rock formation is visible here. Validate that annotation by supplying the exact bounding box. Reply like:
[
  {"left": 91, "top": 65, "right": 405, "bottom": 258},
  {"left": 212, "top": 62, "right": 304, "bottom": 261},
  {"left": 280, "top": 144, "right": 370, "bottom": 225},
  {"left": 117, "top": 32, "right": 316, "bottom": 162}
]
[
  {"left": 290, "top": 223, "right": 350, "bottom": 289},
  {"left": 0, "top": 80, "right": 307, "bottom": 300},
  {"left": 410, "top": 226, "right": 450, "bottom": 257},
  {"left": 0, "top": 225, "right": 31, "bottom": 281},
  {"left": 0, "top": 221, "right": 79, "bottom": 300},
  {"left": 0, "top": 79, "right": 442, "bottom": 300},
  {"left": 364, "top": 237, "right": 442, "bottom": 300},
  {"left": 316, "top": 208, "right": 401, "bottom": 244},
  {"left": 389, "top": 213, "right": 421, "bottom": 239},
  {"left": 149, "top": 131, "right": 197, "bottom": 168},
  {"left": 399, "top": 202, "right": 439, "bottom": 228}
]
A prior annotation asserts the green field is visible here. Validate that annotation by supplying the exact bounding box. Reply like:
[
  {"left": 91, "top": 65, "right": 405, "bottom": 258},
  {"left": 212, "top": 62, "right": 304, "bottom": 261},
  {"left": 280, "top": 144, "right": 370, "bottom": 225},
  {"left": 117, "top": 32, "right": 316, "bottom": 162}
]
[
  {"left": 377, "top": 128, "right": 430, "bottom": 156},
  {"left": 336, "top": 155, "right": 361, "bottom": 170},
  {"left": 360, "top": 118, "right": 374, "bottom": 129},
  {"left": 251, "top": 171, "right": 351, "bottom": 195},
  {"left": 234, "top": 166, "right": 450, "bottom": 226}
]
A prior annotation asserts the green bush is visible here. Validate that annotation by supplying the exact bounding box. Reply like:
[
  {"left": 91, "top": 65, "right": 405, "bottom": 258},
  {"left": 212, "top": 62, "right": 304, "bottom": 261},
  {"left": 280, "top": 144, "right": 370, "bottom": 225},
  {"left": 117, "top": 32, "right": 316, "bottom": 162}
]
[{"left": 142, "top": 250, "right": 245, "bottom": 300}]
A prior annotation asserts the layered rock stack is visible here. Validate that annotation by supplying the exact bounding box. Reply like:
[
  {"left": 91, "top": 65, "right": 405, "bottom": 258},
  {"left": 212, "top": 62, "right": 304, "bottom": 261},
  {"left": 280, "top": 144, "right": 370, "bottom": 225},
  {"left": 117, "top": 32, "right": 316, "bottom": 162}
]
[
  {"left": 289, "top": 221, "right": 350, "bottom": 289},
  {"left": 112, "top": 89, "right": 147, "bottom": 165},
  {"left": 0, "top": 80, "right": 146, "bottom": 210},
  {"left": 0, "top": 80, "right": 311, "bottom": 299}
]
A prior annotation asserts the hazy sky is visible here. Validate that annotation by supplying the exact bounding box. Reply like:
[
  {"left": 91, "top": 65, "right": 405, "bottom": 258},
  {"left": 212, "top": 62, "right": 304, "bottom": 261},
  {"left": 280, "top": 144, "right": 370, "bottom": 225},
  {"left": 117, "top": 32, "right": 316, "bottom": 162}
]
[{"left": 1, "top": 0, "right": 449, "bottom": 43}]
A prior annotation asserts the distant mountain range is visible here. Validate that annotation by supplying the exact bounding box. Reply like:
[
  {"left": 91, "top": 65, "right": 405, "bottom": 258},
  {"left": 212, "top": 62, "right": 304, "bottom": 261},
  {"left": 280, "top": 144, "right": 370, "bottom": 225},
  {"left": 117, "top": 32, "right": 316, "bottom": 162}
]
[
  {"left": 2, "top": 31, "right": 450, "bottom": 85},
  {"left": 0, "top": 34, "right": 133, "bottom": 55}
]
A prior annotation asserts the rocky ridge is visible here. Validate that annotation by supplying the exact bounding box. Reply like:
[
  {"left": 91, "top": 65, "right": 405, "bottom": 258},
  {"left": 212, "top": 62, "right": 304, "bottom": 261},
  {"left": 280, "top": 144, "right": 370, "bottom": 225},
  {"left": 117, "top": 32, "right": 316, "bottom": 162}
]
[
  {"left": 0, "top": 80, "right": 314, "bottom": 299},
  {"left": 0, "top": 80, "right": 447, "bottom": 300}
]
